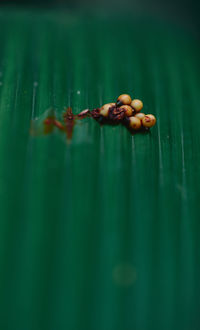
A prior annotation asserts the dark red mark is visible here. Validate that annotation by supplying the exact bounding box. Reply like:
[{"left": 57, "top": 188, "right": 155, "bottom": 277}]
[
  {"left": 63, "top": 107, "right": 75, "bottom": 140},
  {"left": 43, "top": 116, "right": 55, "bottom": 134},
  {"left": 144, "top": 116, "right": 151, "bottom": 122}
]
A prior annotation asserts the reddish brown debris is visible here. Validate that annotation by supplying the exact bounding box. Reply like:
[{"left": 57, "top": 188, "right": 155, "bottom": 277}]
[
  {"left": 63, "top": 107, "right": 75, "bottom": 140},
  {"left": 90, "top": 108, "right": 101, "bottom": 119},
  {"left": 108, "top": 106, "right": 126, "bottom": 122},
  {"left": 91, "top": 105, "right": 127, "bottom": 125}
]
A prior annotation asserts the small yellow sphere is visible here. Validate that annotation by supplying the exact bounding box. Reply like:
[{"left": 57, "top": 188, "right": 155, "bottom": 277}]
[
  {"left": 100, "top": 103, "right": 112, "bottom": 117},
  {"left": 131, "top": 99, "right": 143, "bottom": 112},
  {"left": 117, "top": 94, "right": 132, "bottom": 106},
  {"left": 129, "top": 116, "right": 141, "bottom": 130},
  {"left": 142, "top": 114, "right": 156, "bottom": 128},
  {"left": 120, "top": 105, "right": 133, "bottom": 117},
  {"left": 146, "top": 114, "right": 156, "bottom": 125},
  {"left": 134, "top": 112, "right": 145, "bottom": 120}
]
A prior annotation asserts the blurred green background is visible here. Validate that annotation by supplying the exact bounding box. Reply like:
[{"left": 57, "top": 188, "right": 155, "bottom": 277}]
[{"left": 0, "top": 1, "right": 199, "bottom": 330}]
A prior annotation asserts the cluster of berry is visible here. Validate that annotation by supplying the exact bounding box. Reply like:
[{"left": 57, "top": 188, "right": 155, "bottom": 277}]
[{"left": 90, "top": 94, "right": 156, "bottom": 132}]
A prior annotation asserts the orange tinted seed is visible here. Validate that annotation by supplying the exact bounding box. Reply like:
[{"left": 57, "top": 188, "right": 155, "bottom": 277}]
[
  {"left": 100, "top": 103, "right": 113, "bottom": 117},
  {"left": 146, "top": 114, "right": 156, "bottom": 125},
  {"left": 131, "top": 99, "right": 143, "bottom": 112},
  {"left": 142, "top": 114, "right": 156, "bottom": 128},
  {"left": 117, "top": 94, "right": 132, "bottom": 106},
  {"left": 120, "top": 105, "right": 133, "bottom": 117},
  {"left": 129, "top": 117, "right": 141, "bottom": 130}
]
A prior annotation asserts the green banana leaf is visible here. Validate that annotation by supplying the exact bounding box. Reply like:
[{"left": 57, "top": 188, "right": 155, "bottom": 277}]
[{"left": 0, "top": 8, "right": 199, "bottom": 330}]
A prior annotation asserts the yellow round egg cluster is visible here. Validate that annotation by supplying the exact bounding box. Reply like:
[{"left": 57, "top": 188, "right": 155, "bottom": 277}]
[{"left": 99, "top": 93, "right": 156, "bottom": 132}]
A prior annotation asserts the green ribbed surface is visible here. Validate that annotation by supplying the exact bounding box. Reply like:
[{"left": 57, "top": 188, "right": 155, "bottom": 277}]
[{"left": 0, "top": 9, "right": 200, "bottom": 330}]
